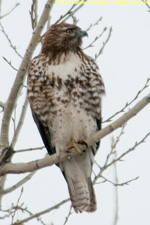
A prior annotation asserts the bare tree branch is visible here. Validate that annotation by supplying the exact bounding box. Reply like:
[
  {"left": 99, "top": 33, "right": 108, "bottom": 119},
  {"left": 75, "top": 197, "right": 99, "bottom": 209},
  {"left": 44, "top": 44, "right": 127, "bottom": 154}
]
[
  {"left": 30, "top": 0, "right": 38, "bottom": 30},
  {"left": 103, "top": 78, "right": 150, "bottom": 123},
  {"left": 11, "top": 95, "right": 29, "bottom": 148},
  {"left": 55, "top": 4, "right": 77, "bottom": 24},
  {"left": 141, "top": 0, "right": 150, "bottom": 11},
  {"left": 63, "top": 205, "right": 72, "bottom": 225},
  {"left": 0, "top": 171, "right": 36, "bottom": 195},
  {"left": 104, "top": 131, "right": 150, "bottom": 171},
  {"left": 112, "top": 140, "right": 119, "bottom": 225},
  {"left": 0, "top": 101, "right": 5, "bottom": 110},
  {"left": 85, "top": 16, "right": 102, "bottom": 32},
  {"left": 98, "top": 175, "right": 139, "bottom": 186},
  {"left": 15, "top": 146, "right": 45, "bottom": 153},
  {"left": 86, "top": 92, "right": 150, "bottom": 148},
  {"left": 0, "top": 0, "right": 2, "bottom": 21},
  {"left": 61, "top": 1, "right": 88, "bottom": 23},
  {"left": 0, "top": 23, "right": 23, "bottom": 59},
  {"left": 0, "top": 0, "right": 55, "bottom": 149},
  {"left": 1, "top": 92, "right": 150, "bottom": 176},
  {"left": 84, "top": 27, "right": 107, "bottom": 50},
  {"left": 95, "top": 27, "right": 112, "bottom": 60},
  {"left": 12, "top": 198, "right": 70, "bottom": 225},
  {"left": 0, "top": 2, "right": 20, "bottom": 19},
  {"left": 2, "top": 56, "right": 18, "bottom": 71}
]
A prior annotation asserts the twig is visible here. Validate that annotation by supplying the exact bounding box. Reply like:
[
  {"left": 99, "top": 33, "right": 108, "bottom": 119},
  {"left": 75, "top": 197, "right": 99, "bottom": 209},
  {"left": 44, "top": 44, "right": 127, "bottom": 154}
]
[
  {"left": 55, "top": 4, "right": 76, "bottom": 24},
  {"left": 2, "top": 56, "right": 18, "bottom": 71},
  {"left": 71, "top": 14, "right": 78, "bottom": 25},
  {"left": 0, "top": 171, "right": 36, "bottom": 195},
  {"left": 0, "top": 101, "right": 5, "bottom": 110},
  {"left": 141, "top": 0, "right": 150, "bottom": 11},
  {"left": 112, "top": 142, "right": 119, "bottom": 225},
  {"left": 84, "top": 27, "right": 107, "bottom": 50},
  {"left": 0, "top": 3, "right": 20, "bottom": 19},
  {"left": 112, "top": 124, "right": 126, "bottom": 149},
  {"left": 12, "top": 198, "right": 70, "bottom": 225},
  {"left": 11, "top": 187, "right": 24, "bottom": 224},
  {"left": 94, "top": 125, "right": 126, "bottom": 184},
  {"left": 95, "top": 27, "right": 112, "bottom": 60},
  {"left": 63, "top": 205, "right": 72, "bottom": 225},
  {"left": 15, "top": 146, "right": 45, "bottom": 153},
  {"left": 86, "top": 16, "right": 102, "bottom": 32},
  {"left": 98, "top": 175, "right": 139, "bottom": 186},
  {"left": 61, "top": 1, "right": 88, "bottom": 23},
  {"left": 11, "top": 95, "right": 29, "bottom": 148},
  {"left": 1, "top": 203, "right": 46, "bottom": 225},
  {"left": 1, "top": 92, "right": 150, "bottom": 176},
  {"left": 0, "top": 23, "right": 23, "bottom": 59},
  {"left": 30, "top": 0, "right": 38, "bottom": 30},
  {"left": 103, "top": 78, "right": 150, "bottom": 123},
  {"left": 104, "top": 131, "right": 150, "bottom": 170},
  {"left": 0, "top": 0, "right": 2, "bottom": 21}
]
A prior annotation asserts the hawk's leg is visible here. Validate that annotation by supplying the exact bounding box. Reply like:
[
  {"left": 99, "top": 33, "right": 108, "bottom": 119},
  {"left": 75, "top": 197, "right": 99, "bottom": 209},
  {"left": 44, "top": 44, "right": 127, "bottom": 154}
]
[{"left": 64, "top": 140, "right": 82, "bottom": 154}]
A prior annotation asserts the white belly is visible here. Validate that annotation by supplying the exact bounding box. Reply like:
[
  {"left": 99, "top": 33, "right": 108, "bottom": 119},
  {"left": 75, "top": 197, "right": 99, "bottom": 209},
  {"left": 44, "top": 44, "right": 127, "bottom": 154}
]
[{"left": 49, "top": 102, "right": 96, "bottom": 154}]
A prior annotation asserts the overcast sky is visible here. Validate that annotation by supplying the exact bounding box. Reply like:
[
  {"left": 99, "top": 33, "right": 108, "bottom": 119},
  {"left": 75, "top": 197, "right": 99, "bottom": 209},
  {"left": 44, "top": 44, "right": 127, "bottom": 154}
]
[{"left": 0, "top": 1, "right": 150, "bottom": 225}]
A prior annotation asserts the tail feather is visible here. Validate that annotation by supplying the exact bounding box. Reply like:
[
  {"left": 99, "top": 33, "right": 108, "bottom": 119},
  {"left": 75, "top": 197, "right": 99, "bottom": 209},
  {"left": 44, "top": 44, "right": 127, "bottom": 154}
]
[{"left": 61, "top": 151, "right": 97, "bottom": 213}]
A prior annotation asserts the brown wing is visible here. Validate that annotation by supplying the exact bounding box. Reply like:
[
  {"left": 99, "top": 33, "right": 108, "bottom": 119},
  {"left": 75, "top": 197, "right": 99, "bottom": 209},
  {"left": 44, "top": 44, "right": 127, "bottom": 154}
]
[{"left": 31, "top": 111, "right": 56, "bottom": 155}]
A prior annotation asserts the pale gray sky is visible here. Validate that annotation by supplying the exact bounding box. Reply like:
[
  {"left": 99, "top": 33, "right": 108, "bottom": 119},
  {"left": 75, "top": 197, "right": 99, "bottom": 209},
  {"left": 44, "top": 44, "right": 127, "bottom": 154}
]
[{"left": 0, "top": 1, "right": 150, "bottom": 225}]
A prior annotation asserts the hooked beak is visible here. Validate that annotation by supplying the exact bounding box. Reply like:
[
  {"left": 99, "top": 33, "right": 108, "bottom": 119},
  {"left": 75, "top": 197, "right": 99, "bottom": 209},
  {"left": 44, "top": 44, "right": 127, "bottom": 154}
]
[{"left": 77, "top": 30, "right": 88, "bottom": 38}]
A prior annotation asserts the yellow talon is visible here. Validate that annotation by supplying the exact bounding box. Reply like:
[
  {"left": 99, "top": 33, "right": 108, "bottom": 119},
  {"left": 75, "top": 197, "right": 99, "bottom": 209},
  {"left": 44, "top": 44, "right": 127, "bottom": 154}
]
[{"left": 64, "top": 140, "right": 82, "bottom": 154}]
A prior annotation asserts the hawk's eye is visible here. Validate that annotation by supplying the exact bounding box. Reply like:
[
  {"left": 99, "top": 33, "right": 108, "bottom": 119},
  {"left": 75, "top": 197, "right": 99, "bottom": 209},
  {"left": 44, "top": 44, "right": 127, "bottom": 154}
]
[{"left": 66, "top": 29, "right": 73, "bottom": 34}]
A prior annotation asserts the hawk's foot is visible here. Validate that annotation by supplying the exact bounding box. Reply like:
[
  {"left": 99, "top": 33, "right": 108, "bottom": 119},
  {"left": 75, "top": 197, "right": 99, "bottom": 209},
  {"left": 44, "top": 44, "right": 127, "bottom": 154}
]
[
  {"left": 64, "top": 140, "right": 82, "bottom": 154},
  {"left": 77, "top": 139, "right": 88, "bottom": 148}
]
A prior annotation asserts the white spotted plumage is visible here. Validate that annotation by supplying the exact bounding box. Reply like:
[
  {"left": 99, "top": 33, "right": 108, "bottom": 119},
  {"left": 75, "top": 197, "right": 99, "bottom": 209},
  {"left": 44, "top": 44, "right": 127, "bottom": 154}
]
[{"left": 27, "top": 23, "right": 105, "bottom": 213}]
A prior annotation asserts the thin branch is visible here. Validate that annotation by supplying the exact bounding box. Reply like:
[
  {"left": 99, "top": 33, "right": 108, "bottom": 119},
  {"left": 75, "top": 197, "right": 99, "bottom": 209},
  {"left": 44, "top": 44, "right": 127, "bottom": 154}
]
[
  {"left": 1, "top": 203, "right": 46, "bottom": 225},
  {"left": 104, "top": 78, "right": 150, "bottom": 123},
  {"left": 12, "top": 198, "right": 70, "bottom": 225},
  {"left": 112, "top": 144, "right": 119, "bottom": 225},
  {"left": 63, "top": 205, "right": 72, "bottom": 225},
  {"left": 98, "top": 175, "right": 139, "bottom": 186},
  {"left": 95, "top": 27, "right": 112, "bottom": 60},
  {"left": 84, "top": 27, "right": 107, "bottom": 50},
  {"left": 1, "top": 92, "right": 150, "bottom": 176},
  {"left": 55, "top": 4, "right": 76, "bottom": 24},
  {"left": 30, "top": 0, "right": 38, "bottom": 30},
  {"left": 0, "top": 101, "right": 5, "bottom": 110},
  {"left": 15, "top": 146, "right": 45, "bottom": 153},
  {"left": 11, "top": 95, "right": 29, "bottom": 148},
  {"left": 0, "top": 23, "right": 23, "bottom": 59},
  {"left": 85, "top": 16, "right": 102, "bottom": 32},
  {"left": 0, "top": 0, "right": 55, "bottom": 149},
  {"left": 0, "top": 3, "right": 20, "bottom": 19},
  {"left": 11, "top": 187, "right": 24, "bottom": 224},
  {"left": 61, "top": 1, "right": 88, "bottom": 23},
  {"left": 0, "top": 0, "right": 2, "bottom": 21},
  {"left": 112, "top": 124, "right": 126, "bottom": 149},
  {"left": 70, "top": 14, "right": 78, "bottom": 25},
  {"left": 141, "top": 0, "right": 150, "bottom": 11},
  {"left": 104, "top": 131, "right": 150, "bottom": 171},
  {"left": 3, "top": 56, "right": 18, "bottom": 71},
  {"left": 93, "top": 127, "right": 125, "bottom": 185},
  {"left": 0, "top": 171, "right": 36, "bottom": 195}
]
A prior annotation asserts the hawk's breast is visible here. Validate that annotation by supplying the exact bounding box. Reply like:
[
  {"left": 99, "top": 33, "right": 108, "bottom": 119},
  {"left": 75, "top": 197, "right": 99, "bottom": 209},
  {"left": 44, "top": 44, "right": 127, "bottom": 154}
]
[{"left": 28, "top": 52, "right": 104, "bottom": 153}]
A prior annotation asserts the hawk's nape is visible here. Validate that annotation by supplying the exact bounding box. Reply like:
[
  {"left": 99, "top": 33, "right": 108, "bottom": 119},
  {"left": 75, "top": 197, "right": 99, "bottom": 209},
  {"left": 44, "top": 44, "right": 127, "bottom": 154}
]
[{"left": 27, "top": 23, "right": 105, "bottom": 213}]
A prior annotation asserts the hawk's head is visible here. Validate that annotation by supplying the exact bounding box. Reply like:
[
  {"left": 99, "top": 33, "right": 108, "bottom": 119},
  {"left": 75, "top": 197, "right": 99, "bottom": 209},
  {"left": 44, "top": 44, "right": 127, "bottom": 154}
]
[{"left": 42, "top": 23, "right": 88, "bottom": 54}]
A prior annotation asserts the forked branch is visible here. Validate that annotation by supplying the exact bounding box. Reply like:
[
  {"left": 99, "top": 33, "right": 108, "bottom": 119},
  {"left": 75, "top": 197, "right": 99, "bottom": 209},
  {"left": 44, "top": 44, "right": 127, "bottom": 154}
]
[{"left": 0, "top": 92, "right": 150, "bottom": 176}]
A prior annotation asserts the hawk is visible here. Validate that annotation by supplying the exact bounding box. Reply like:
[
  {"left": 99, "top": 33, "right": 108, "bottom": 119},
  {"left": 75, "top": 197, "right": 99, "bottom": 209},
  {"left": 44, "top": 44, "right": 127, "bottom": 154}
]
[{"left": 27, "top": 23, "right": 105, "bottom": 213}]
